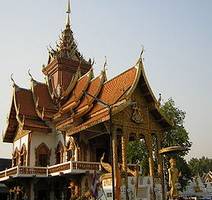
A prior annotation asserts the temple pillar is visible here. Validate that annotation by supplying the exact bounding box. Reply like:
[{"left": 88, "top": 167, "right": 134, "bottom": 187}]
[
  {"left": 30, "top": 181, "right": 35, "bottom": 200},
  {"left": 112, "top": 128, "right": 120, "bottom": 200},
  {"left": 145, "top": 135, "right": 154, "bottom": 177},
  {"left": 157, "top": 132, "right": 165, "bottom": 200},
  {"left": 157, "top": 133, "right": 163, "bottom": 178},
  {"left": 121, "top": 129, "right": 129, "bottom": 200}
]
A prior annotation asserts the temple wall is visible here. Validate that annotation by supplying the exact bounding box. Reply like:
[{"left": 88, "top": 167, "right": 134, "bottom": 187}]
[
  {"left": 13, "top": 134, "right": 29, "bottom": 151},
  {"left": 30, "top": 131, "right": 56, "bottom": 166}
]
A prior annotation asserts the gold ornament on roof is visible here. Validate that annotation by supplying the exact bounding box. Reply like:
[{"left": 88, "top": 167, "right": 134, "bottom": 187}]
[{"left": 131, "top": 102, "right": 143, "bottom": 124}]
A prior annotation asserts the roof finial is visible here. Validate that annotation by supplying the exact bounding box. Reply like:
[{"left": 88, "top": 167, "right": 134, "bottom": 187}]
[
  {"left": 103, "top": 56, "right": 107, "bottom": 70},
  {"left": 28, "top": 69, "right": 34, "bottom": 81},
  {"left": 102, "top": 56, "right": 108, "bottom": 81},
  {"left": 10, "top": 73, "right": 16, "bottom": 87},
  {"left": 157, "top": 93, "right": 162, "bottom": 107},
  {"left": 140, "top": 45, "right": 145, "bottom": 59},
  {"left": 66, "top": 0, "right": 71, "bottom": 26}
]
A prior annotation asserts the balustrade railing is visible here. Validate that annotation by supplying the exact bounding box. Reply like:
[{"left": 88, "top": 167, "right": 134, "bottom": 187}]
[
  {"left": 0, "top": 161, "right": 137, "bottom": 181},
  {"left": 19, "top": 166, "right": 47, "bottom": 175},
  {"left": 72, "top": 161, "right": 100, "bottom": 171},
  {"left": 0, "top": 161, "right": 101, "bottom": 181}
]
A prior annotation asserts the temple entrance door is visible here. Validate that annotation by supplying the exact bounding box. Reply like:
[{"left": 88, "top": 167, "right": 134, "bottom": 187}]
[
  {"left": 34, "top": 180, "right": 49, "bottom": 200},
  {"left": 37, "top": 189, "right": 48, "bottom": 200}
]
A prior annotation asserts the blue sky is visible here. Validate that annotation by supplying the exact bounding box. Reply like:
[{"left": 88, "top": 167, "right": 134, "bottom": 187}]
[{"left": 0, "top": 0, "right": 211, "bottom": 160}]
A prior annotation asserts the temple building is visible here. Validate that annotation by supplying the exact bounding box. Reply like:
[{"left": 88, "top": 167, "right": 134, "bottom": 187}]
[{"left": 0, "top": 1, "right": 171, "bottom": 200}]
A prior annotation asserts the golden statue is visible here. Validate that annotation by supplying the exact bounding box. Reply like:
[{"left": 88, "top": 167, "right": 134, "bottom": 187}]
[{"left": 168, "top": 158, "right": 181, "bottom": 199}]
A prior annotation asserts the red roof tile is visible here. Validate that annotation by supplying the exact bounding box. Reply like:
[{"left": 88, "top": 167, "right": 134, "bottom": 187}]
[
  {"left": 60, "top": 70, "right": 92, "bottom": 113},
  {"left": 32, "top": 80, "right": 57, "bottom": 118},
  {"left": 74, "top": 73, "right": 105, "bottom": 116},
  {"left": 3, "top": 86, "right": 51, "bottom": 142},
  {"left": 14, "top": 87, "right": 38, "bottom": 117},
  {"left": 89, "top": 66, "right": 137, "bottom": 115}
]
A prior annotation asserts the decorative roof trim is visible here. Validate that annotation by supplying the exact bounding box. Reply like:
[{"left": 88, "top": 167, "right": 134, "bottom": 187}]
[
  {"left": 138, "top": 57, "right": 172, "bottom": 127},
  {"left": 61, "top": 66, "right": 81, "bottom": 98},
  {"left": 59, "top": 68, "right": 93, "bottom": 113},
  {"left": 73, "top": 72, "right": 106, "bottom": 118},
  {"left": 13, "top": 85, "right": 26, "bottom": 126},
  {"left": 124, "top": 58, "right": 142, "bottom": 100},
  {"left": 31, "top": 79, "right": 56, "bottom": 120}
]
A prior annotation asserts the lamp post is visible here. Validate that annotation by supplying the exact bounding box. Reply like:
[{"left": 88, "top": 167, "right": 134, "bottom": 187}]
[{"left": 84, "top": 91, "right": 116, "bottom": 200}]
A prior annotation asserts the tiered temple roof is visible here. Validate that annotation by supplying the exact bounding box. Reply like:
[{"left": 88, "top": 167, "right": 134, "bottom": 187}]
[{"left": 4, "top": 56, "right": 170, "bottom": 143}]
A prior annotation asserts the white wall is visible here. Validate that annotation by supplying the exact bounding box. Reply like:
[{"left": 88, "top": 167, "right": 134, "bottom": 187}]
[{"left": 29, "top": 130, "right": 65, "bottom": 166}]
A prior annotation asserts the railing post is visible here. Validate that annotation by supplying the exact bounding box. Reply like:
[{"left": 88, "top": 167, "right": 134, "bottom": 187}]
[
  {"left": 47, "top": 165, "right": 49, "bottom": 176},
  {"left": 17, "top": 165, "right": 19, "bottom": 176},
  {"left": 70, "top": 161, "right": 73, "bottom": 171}
]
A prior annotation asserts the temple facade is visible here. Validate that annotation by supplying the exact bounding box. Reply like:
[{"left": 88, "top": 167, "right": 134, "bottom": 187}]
[{"left": 0, "top": 1, "right": 171, "bottom": 200}]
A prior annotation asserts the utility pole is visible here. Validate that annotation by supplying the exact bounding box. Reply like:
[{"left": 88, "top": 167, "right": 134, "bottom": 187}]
[{"left": 84, "top": 91, "right": 116, "bottom": 200}]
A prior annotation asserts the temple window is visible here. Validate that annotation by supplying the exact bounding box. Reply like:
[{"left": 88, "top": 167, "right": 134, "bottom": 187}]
[
  {"left": 20, "top": 144, "right": 27, "bottom": 166},
  {"left": 67, "top": 149, "right": 73, "bottom": 161},
  {"left": 35, "top": 143, "right": 51, "bottom": 167},
  {"left": 55, "top": 141, "right": 64, "bottom": 164},
  {"left": 12, "top": 148, "right": 20, "bottom": 167},
  {"left": 129, "top": 133, "right": 137, "bottom": 141}
]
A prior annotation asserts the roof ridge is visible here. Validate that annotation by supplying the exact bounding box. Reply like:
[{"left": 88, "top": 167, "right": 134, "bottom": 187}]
[
  {"left": 103, "top": 65, "right": 135, "bottom": 85},
  {"left": 77, "top": 68, "right": 93, "bottom": 81},
  {"left": 13, "top": 84, "right": 30, "bottom": 92},
  {"left": 31, "top": 78, "right": 45, "bottom": 85}
]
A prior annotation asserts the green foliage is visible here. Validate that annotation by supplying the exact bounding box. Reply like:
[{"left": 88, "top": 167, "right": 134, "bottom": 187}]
[
  {"left": 160, "top": 98, "right": 192, "bottom": 189},
  {"left": 127, "top": 140, "right": 149, "bottom": 175},
  {"left": 160, "top": 98, "right": 192, "bottom": 154},
  {"left": 177, "top": 157, "right": 192, "bottom": 190},
  {"left": 188, "top": 156, "right": 212, "bottom": 176}
]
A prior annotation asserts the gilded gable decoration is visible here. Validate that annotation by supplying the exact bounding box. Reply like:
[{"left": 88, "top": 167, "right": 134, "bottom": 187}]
[{"left": 131, "top": 102, "right": 143, "bottom": 124}]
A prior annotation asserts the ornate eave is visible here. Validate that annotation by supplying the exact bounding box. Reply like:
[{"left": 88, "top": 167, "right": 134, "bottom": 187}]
[
  {"left": 137, "top": 58, "right": 172, "bottom": 128},
  {"left": 65, "top": 61, "right": 140, "bottom": 135},
  {"left": 31, "top": 79, "right": 58, "bottom": 120},
  {"left": 65, "top": 54, "right": 172, "bottom": 136},
  {"left": 56, "top": 68, "right": 94, "bottom": 117},
  {"left": 60, "top": 66, "right": 81, "bottom": 99},
  {"left": 74, "top": 71, "right": 106, "bottom": 118},
  {"left": 3, "top": 84, "right": 52, "bottom": 143},
  {"left": 3, "top": 96, "right": 18, "bottom": 143}
]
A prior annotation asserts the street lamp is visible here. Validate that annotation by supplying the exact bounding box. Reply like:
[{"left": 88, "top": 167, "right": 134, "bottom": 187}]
[{"left": 83, "top": 91, "right": 116, "bottom": 200}]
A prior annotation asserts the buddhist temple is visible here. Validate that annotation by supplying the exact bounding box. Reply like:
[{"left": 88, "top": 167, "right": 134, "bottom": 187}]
[{"left": 0, "top": 1, "right": 171, "bottom": 200}]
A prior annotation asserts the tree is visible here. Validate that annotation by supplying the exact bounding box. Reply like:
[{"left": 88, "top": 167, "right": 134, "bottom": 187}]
[
  {"left": 160, "top": 98, "right": 192, "bottom": 153},
  {"left": 127, "top": 139, "right": 149, "bottom": 175},
  {"left": 188, "top": 156, "right": 212, "bottom": 176},
  {"left": 160, "top": 98, "right": 192, "bottom": 189}
]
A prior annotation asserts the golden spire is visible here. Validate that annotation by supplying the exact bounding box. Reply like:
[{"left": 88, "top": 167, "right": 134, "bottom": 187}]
[
  {"left": 47, "top": 0, "right": 89, "bottom": 64},
  {"left": 66, "top": 0, "right": 71, "bottom": 26}
]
